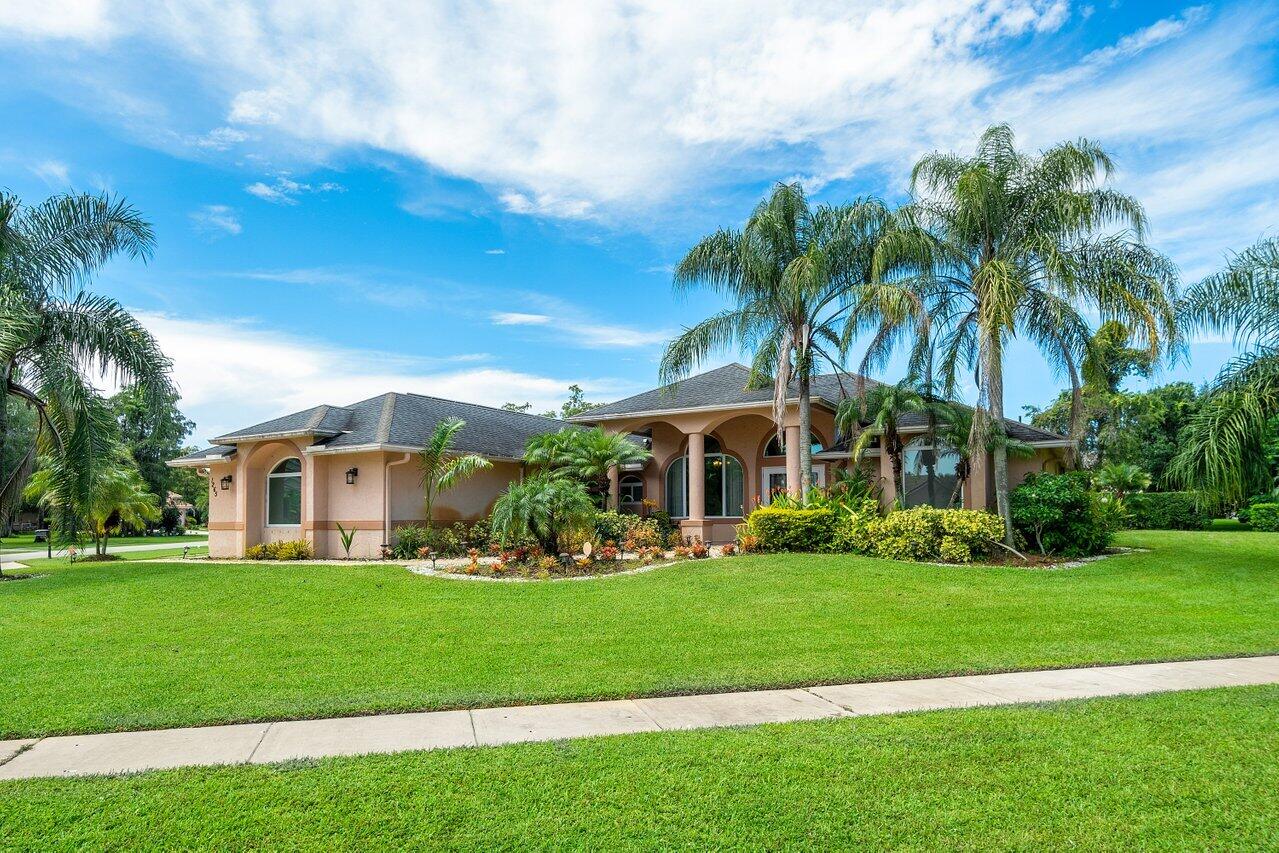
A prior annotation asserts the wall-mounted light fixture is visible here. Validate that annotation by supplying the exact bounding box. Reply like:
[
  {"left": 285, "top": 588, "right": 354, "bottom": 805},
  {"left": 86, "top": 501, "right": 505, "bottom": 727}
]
[
  {"left": 220, "top": 475, "right": 233, "bottom": 491},
  {"left": 345, "top": 467, "right": 359, "bottom": 485}
]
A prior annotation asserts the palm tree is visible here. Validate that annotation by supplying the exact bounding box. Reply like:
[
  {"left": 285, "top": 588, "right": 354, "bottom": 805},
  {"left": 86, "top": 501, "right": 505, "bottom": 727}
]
[
  {"left": 835, "top": 379, "right": 927, "bottom": 504},
  {"left": 490, "top": 474, "right": 596, "bottom": 555},
  {"left": 0, "top": 192, "right": 171, "bottom": 539},
  {"left": 419, "top": 418, "right": 492, "bottom": 524},
  {"left": 1170, "top": 237, "right": 1279, "bottom": 502},
  {"left": 24, "top": 452, "right": 161, "bottom": 556},
  {"left": 662, "top": 184, "right": 923, "bottom": 501},
  {"left": 562, "top": 428, "right": 651, "bottom": 509},
  {"left": 935, "top": 405, "right": 1034, "bottom": 508},
  {"left": 877, "top": 124, "right": 1179, "bottom": 542},
  {"left": 1093, "top": 462, "right": 1151, "bottom": 500}
]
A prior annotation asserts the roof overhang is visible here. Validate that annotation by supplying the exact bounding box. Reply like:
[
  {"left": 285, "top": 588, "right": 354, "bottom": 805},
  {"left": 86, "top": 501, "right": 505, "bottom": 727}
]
[
  {"left": 301, "top": 442, "right": 524, "bottom": 463},
  {"left": 571, "top": 395, "right": 840, "bottom": 424},
  {"left": 210, "top": 428, "right": 340, "bottom": 444}
]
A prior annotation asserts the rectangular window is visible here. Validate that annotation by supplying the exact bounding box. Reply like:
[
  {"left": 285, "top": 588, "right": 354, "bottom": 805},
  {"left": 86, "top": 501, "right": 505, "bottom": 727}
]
[{"left": 267, "top": 475, "right": 301, "bottom": 525}]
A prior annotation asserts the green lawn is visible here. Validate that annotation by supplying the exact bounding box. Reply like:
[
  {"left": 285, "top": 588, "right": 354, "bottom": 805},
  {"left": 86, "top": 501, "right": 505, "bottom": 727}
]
[
  {"left": 12, "top": 545, "right": 209, "bottom": 569},
  {"left": 0, "top": 532, "right": 207, "bottom": 554},
  {"left": 2, "top": 686, "right": 1275, "bottom": 849},
  {"left": 1, "top": 528, "right": 1276, "bottom": 739}
]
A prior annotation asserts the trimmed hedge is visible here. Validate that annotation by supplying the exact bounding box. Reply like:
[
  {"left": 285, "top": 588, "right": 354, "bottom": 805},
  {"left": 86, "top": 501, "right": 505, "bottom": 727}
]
[
  {"left": 1250, "top": 503, "right": 1279, "bottom": 532},
  {"left": 245, "top": 539, "right": 314, "bottom": 561},
  {"left": 744, "top": 507, "right": 837, "bottom": 552},
  {"left": 1124, "top": 492, "right": 1211, "bottom": 531}
]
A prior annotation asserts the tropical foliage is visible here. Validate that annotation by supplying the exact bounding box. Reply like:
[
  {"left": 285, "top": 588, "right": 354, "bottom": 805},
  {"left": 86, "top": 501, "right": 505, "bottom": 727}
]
[
  {"left": 419, "top": 418, "right": 492, "bottom": 523},
  {"left": 878, "top": 124, "right": 1179, "bottom": 542},
  {"left": 1171, "top": 237, "right": 1279, "bottom": 502},
  {"left": 489, "top": 474, "right": 596, "bottom": 555},
  {"left": 0, "top": 191, "right": 172, "bottom": 539},
  {"left": 524, "top": 426, "right": 650, "bottom": 508},
  {"left": 24, "top": 451, "right": 161, "bottom": 555},
  {"left": 663, "top": 183, "right": 923, "bottom": 501}
]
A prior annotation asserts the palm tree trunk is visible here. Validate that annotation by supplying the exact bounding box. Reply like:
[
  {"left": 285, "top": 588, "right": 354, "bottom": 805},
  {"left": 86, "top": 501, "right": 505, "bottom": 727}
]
[
  {"left": 799, "top": 372, "right": 813, "bottom": 501},
  {"left": 987, "top": 344, "right": 1014, "bottom": 546}
]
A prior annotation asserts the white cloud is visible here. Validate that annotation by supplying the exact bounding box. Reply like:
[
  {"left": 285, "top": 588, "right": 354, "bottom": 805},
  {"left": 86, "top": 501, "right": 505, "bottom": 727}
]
[
  {"left": 0, "top": 0, "right": 113, "bottom": 42},
  {"left": 30, "top": 159, "right": 70, "bottom": 186},
  {"left": 195, "top": 126, "right": 250, "bottom": 150},
  {"left": 245, "top": 174, "right": 344, "bottom": 205},
  {"left": 134, "top": 312, "right": 637, "bottom": 442},
  {"left": 189, "top": 204, "right": 242, "bottom": 238},
  {"left": 484, "top": 248, "right": 505, "bottom": 255},
  {"left": 491, "top": 312, "right": 550, "bottom": 326}
]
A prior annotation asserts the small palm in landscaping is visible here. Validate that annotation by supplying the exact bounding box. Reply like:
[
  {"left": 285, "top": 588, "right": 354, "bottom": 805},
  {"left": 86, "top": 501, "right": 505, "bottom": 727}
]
[
  {"left": 419, "top": 418, "right": 492, "bottom": 524},
  {"left": 836, "top": 380, "right": 927, "bottom": 502},
  {"left": 562, "top": 428, "right": 650, "bottom": 508},
  {"left": 24, "top": 451, "right": 161, "bottom": 555},
  {"left": 1094, "top": 462, "right": 1152, "bottom": 500},
  {"left": 490, "top": 474, "right": 595, "bottom": 555}
]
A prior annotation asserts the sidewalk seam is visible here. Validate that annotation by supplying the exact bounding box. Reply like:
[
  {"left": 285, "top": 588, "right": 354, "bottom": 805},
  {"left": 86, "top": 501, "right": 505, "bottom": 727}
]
[
  {"left": 246, "top": 723, "right": 273, "bottom": 762},
  {"left": 0, "top": 738, "right": 41, "bottom": 768}
]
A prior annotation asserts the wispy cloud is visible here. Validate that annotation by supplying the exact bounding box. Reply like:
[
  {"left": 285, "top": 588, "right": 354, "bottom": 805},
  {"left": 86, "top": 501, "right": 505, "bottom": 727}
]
[
  {"left": 189, "top": 204, "right": 242, "bottom": 238},
  {"left": 490, "top": 300, "right": 670, "bottom": 348},
  {"left": 491, "top": 312, "right": 550, "bottom": 326},
  {"left": 484, "top": 248, "right": 506, "bottom": 255},
  {"left": 30, "top": 159, "right": 70, "bottom": 186},
  {"left": 194, "top": 126, "right": 249, "bottom": 150},
  {"left": 245, "top": 174, "right": 344, "bottom": 205}
]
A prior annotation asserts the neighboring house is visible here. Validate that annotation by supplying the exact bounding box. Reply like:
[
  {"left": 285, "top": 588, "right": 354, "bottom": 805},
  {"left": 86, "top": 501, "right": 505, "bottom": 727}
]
[
  {"left": 164, "top": 492, "right": 195, "bottom": 528},
  {"left": 171, "top": 365, "right": 1071, "bottom": 556}
]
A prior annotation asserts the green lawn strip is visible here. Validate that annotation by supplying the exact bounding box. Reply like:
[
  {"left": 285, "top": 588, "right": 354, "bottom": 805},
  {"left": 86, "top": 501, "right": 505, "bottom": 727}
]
[
  {"left": 1, "top": 528, "right": 1276, "bottom": 738},
  {"left": 15, "top": 546, "right": 209, "bottom": 569},
  {"left": 0, "top": 533, "right": 208, "bottom": 554},
  {"left": 2, "top": 687, "right": 1275, "bottom": 849}
]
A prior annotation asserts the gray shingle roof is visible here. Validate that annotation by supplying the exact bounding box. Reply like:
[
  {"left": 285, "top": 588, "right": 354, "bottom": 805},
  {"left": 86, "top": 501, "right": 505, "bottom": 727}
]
[
  {"left": 170, "top": 445, "right": 237, "bottom": 465},
  {"left": 577, "top": 363, "right": 1067, "bottom": 445},
  {"left": 188, "top": 393, "right": 573, "bottom": 463}
]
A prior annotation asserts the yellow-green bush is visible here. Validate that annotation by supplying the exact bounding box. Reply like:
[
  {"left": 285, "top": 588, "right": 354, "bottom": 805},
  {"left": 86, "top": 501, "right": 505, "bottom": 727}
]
[
  {"left": 744, "top": 507, "right": 837, "bottom": 551},
  {"left": 244, "top": 539, "right": 314, "bottom": 561},
  {"left": 834, "top": 506, "right": 1003, "bottom": 563}
]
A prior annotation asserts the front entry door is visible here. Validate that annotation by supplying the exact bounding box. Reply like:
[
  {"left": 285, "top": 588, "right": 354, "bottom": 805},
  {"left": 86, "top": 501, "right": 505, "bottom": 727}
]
[{"left": 760, "top": 465, "right": 825, "bottom": 505}]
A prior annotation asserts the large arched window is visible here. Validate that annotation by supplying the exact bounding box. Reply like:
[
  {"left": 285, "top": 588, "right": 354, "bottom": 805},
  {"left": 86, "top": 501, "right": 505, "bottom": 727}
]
[
  {"left": 764, "top": 434, "right": 825, "bottom": 457},
  {"left": 665, "top": 436, "right": 745, "bottom": 518},
  {"left": 901, "top": 438, "right": 960, "bottom": 509},
  {"left": 266, "top": 458, "right": 302, "bottom": 526}
]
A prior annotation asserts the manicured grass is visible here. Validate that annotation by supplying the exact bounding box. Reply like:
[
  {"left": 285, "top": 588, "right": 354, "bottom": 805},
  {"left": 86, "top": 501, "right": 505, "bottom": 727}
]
[
  {"left": 1, "top": 528, "right": 1276, "bottom": 738},
  {"left": 0, "top": 532, "right": 207, "bottom": 554},
  {"left": 2, "top": 687, "right": 1275, "bottom": 849},
  {"left": 14, "top": 545, "right": 209, "bottom": 569}
]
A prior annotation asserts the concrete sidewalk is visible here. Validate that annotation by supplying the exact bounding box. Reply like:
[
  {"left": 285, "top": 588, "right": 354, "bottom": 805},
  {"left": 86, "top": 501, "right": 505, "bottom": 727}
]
[{"left": 2, "top": 655, "right": 1276, "bottom": 780}]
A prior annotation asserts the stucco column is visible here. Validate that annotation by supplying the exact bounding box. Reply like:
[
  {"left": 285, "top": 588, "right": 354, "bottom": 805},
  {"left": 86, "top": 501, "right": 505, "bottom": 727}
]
[
  {"left": 608, "top": 465, "right": 621, "bottom": 511},
  {"left": 686, "top": 432, "right": 705, "bottom": 521},
  {"left": 784, "top": 425, "right": 801, "bottom": 498}
]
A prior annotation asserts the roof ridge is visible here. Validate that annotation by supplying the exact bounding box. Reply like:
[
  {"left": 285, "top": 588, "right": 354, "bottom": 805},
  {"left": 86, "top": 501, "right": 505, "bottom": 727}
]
[
  {"left": 376, "top": 393, "right": 398, "bottom": 444},
  {"left": 398, "top": 391, "right": 573, "bottom": 426}
]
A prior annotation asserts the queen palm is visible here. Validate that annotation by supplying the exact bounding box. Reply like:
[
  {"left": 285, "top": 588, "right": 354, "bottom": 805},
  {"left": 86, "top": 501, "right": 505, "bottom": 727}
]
[
  {"left": 663, "top": 183, "right": 924, "bottom": 501},
  {"left": 1170, "top": 236, "right": 1279, "bottom": 502},
  {"left": 0, "top": 191, "right": 172, "bottom": 536},
  {"left": 878, "top": 124, "right": 1178, "bottom": 542}
]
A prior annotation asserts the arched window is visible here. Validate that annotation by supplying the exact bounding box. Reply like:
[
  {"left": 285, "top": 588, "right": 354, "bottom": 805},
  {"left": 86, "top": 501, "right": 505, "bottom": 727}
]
[
  {"left": 619, "top": 474, "right": 644, "bottom": 505},
  {"left": 901, "top": 438, "right": 961, "bottom": 509},
  {"left": 764, "top": 434, "right": 825, "bottom": 457},
  {"left": 664, "top": 439, "right": 744, "bottom": 518},
  {"left": 266, "top": 458, "right": 302, "bottom": 526}
]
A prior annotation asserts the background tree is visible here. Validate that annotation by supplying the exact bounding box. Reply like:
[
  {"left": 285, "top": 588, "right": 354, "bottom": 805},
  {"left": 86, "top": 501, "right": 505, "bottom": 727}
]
[
  {"left": 0, "top": 399, "right": 38, "bottom": 535},
  {"left": 1171, "top": 237, "right": 1279, "bottom": 503},
  {"left": 419, "top": 418, "right": 492, "bottom": 524},
  {"left": 24, "top": 451, "right": 160, "bottom": 555},
  {"left": 108, "top": 384, "right": 196, "bottom": 505},
  {"left": 879, "top": 124, "right": 1179, "bottom": 542},
  {"left": 664, "top": 185, "right": 922, "bottom": 501},
  {"left": 0, "top": 191, "right": 172, "bottom": 540}
]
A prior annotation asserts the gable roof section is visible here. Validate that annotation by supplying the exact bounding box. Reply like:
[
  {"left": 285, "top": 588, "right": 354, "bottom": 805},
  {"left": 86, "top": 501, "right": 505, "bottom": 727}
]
[{"left": 187, "top": 393, "right": 572, "bottom": 464}]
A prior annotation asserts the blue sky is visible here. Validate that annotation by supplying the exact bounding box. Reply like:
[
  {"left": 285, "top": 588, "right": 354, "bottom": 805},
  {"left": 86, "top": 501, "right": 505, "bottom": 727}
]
[{"left": 3, "top": 1, "right": 1276, "bottom": 443}]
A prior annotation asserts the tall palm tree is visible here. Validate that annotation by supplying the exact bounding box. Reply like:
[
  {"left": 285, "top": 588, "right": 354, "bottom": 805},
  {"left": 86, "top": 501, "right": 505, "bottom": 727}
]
[
  {"left": 877, "top": 124, "right": 1179, "bottom": 542},
  {"left": 663, "top": 184, "right": 924, "bottom": 501},
  {"left": 419, "top": 418, "right": 492, "bottom": 524},
  {"left": 0, "top": 191, "right": 172, "bottom": 536},
  {"left": 1170, "top": 236, "right": 1279, "bottom": 502},
  {"left": 835, "top": 379, "right": 927, "bottom": 504}
]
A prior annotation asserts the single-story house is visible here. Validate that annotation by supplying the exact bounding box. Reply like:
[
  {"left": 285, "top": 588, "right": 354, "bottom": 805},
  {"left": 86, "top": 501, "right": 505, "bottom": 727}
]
[{"left": 170, "top": 364, "right": 1071, "bottom": 557}]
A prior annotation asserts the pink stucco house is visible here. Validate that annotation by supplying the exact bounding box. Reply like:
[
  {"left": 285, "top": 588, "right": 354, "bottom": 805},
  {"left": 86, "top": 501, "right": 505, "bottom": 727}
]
[{"left": 170, "top": 364, "right": 1071, "bottom": 557}]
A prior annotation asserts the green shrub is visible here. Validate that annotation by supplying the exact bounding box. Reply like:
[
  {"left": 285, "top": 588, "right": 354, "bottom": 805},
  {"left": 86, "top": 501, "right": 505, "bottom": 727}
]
[
  {"left": 649, "top": 510, "right": 677, "bottom": 539},
  {"left": 593, "top": 511, "right": 662, "bottom": 549},
  {"left": 393, "top": 524, "right": 464, "bottom": 558},
  {"left": 1010, "top": 472, "right": 1115, "bottom": 557},
  {"left": 1250, "top": 503, "right": 1279, "bottom": 532},
  {"left": 1124, "top": 492, "right": 1211, "bottom": 530},
  {"left": 830, "top": 499, "right": 881, "bottom": 553},
  {"left": 244, "top": 543, "right": 273, "bottom": 560},
  {"left": 593, "top": 510, "right": 630, "bottom": 544},
  {"left": 745, "top": 507, "right": 836, "bottom": 552},
  {"left": 829, "top": 505, "right": 1002, "bottom": 563}
]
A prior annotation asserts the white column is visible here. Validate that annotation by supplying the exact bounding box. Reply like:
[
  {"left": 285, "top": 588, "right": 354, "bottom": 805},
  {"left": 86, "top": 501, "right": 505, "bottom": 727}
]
[
  {"left": 784, "top": 425, "right": 801, "bottom": 498},
  {"left": 687, "top": 432, "right": 705, "bottom": 521}
]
